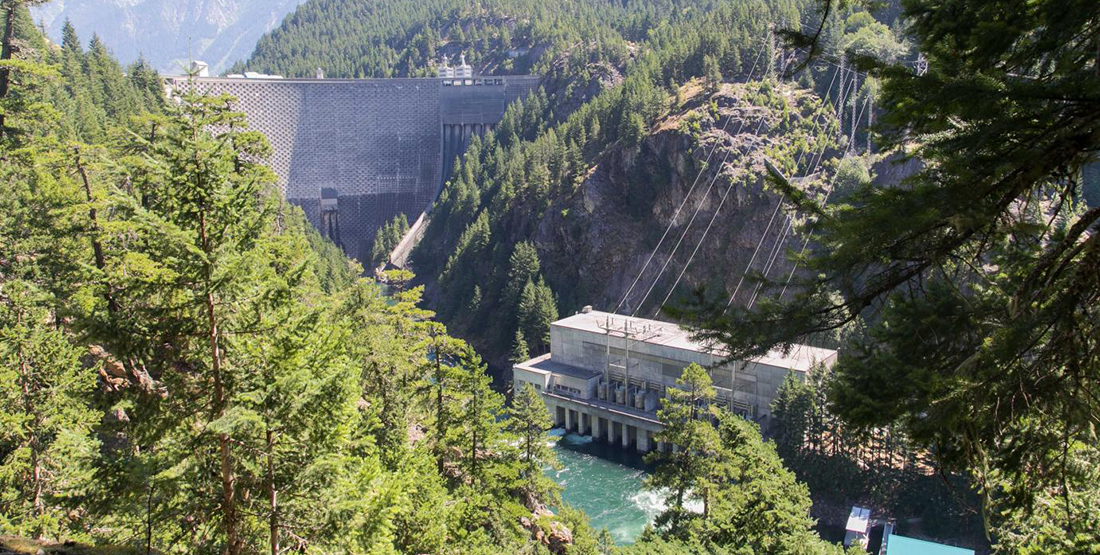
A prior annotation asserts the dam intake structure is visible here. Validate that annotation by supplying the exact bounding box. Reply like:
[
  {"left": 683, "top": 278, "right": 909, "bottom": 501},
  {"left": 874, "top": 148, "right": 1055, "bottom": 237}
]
[{"left": 166, "top": 73, "right": 541, "bottom": 264}]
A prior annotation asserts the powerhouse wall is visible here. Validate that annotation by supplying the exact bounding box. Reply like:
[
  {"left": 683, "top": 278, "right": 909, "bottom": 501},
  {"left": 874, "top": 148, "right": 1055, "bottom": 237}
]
[{"left": 167, "top": 76, "right": 540, "bottom": 263}]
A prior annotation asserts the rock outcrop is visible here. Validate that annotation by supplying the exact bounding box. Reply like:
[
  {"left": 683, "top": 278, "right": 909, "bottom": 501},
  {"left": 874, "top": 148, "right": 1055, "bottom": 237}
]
[
  {"left": 535, "top": 81, "right": 843, "bottom": 318},
  {"left": 519, "top": 507, "right": 574, "bottom": 555}
]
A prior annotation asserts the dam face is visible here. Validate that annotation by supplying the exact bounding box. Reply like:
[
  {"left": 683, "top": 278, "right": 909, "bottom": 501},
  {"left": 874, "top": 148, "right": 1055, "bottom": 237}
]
[{"left": 167, "top": 76, "right": 540, "bottom": 263}]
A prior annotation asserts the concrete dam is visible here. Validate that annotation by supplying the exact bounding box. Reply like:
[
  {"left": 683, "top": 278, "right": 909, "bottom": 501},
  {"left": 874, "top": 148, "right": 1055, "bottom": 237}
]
[{"left": 167, "top": 75, "right": 541, "bottom": 263}]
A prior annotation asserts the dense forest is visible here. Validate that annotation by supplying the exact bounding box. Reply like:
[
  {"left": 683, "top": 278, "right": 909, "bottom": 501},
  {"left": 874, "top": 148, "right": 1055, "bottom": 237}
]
[
  {"left": 409, "top": 0, "right": 900, "bottom": 359},
  {"left": 233, "top": 0, "right": 775, "bottom": 79},
  {"left": 3, "top": 0, "right": 1099, "bottom": 553},
  {"left": 0, "top": 1, "right": 867, "bottom": 554}
]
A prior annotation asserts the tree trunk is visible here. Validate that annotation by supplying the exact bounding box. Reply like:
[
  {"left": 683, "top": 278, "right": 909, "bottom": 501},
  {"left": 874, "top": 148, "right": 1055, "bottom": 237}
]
[
  {"left": 145, "top": 474, "right": 155, "bottom": 555},
  {"left": 267, "top": 428, "right": 278, "bottom": 555},
  {"left": 525, "top": 429, "right": 532, "bottom": 464},
  {"left": 211, "top": 293, "right": 239, "bottom": 555},
  {"left": 75, "top": 151, "right": 119, "bottom": 314},
  {"left": 703, "top": 486, "right": 709, "bottom": 518},
  {"left": 17, "top": 345, "right": 45, "bottom": 537},
  {"left": 471, "top": 426, "right": 478, "bottom": 482},
  {"left": 435, "top": 347, "right": 446, "bottom": 473},
  {"left": 0, "top": 2, "right": 17, "bottom": 136},
  {"left": 200, "top": 210, "right": 239, "bottom": 555}
]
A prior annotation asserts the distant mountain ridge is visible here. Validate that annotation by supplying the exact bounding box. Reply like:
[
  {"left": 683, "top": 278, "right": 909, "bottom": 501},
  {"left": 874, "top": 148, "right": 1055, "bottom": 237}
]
[{"left": 31, "top": 0, "right": 306, "bottom": 74}]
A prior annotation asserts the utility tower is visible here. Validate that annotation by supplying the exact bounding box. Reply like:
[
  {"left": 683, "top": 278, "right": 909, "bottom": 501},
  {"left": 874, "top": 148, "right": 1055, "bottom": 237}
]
[{"left": 598, "top": 315, "right": 660, "bottom": 405}]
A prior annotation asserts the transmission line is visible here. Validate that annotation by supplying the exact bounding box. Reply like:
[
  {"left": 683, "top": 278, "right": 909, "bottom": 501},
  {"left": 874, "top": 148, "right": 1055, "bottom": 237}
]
[
  {"left": 745, "top": 70, "right": 864, "bottom": 309},
  {"left": 725, "top": 64, "right": 850, "bottom": 310},
  {"left": 749, "top": 76, "right": 871, "bottom": 310},
  {"left": 613, "top": 44, "right": 766, "bottom": 314},
  {"left": 633, "top": 115, "right": 770, "bottom": 317},
  {"left": 646, "top": 63, "right": 842, "bottom": 318}
]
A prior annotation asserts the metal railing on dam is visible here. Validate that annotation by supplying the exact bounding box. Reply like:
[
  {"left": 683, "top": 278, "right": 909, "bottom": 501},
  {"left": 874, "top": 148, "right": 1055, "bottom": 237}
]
[{"left": 165, "top": 75, "right": 542, "bottom": 264}]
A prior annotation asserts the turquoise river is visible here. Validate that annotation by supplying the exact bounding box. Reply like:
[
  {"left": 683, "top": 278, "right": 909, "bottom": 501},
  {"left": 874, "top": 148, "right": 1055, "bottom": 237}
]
[{"left": 546, "top": 429, "right": 664, "bottom": 545}]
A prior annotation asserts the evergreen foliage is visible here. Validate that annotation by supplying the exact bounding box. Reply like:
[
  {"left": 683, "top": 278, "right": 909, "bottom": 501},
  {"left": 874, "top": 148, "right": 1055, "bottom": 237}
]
[
  {"left": 678, "top": 0, "right": 1100, "bottom": 550},
  {"left": 235, "top": 0, "right": 692, "bottom": 78},
  {"left": 370, "top": 213, "right": 411, "bottom": 269},
  {"left": 408, "top": 0, "right": 896, "bottom": 365},
  {"left": 645, "top": 364, "right": 721, "bottom": 530},
  {"left": 632, "top": 365, "right": 860, "bottom": 555},
  {"left": 9, "top": 0, "right": 1076, "bottom": 553},
  {"left": 770, "top": 372, "right": 984, "bottom": 541},
  {"left": 412, "top": 0, "right": 800, "bottom": 357},
  {"left": 0, "top": 11, "right": 574, "bottom": 554},
  {"left": 0, "top": 285, "right": 97, "bottom": 540},
  {"left": 509, "top": 329, "right": 530, "bottom": 364}
]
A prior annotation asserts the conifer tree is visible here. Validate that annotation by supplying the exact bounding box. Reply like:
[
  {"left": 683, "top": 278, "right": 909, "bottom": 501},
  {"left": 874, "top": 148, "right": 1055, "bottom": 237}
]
[
  {"left": 506, "top": 383, "right": 558, "bottom": 504},
  {"left": 516, "top": 278, "right": 558, "bottom": 353},
  {"left": 703, "top": 54, "right": 722, "bottom": 94},
  {"left": 448, "top": 345, "right": 514, "bottom": 487},
  {"left": 420, "top": 322, "right": 466, "bottom": 470},
  {"left": 681, "top": 0, "right": 1100, "bottom": 546},
  {"left": 2, "top": 0, "right": 50, "bottom": 136},
  {"left": 509, "top": 329, "right": 530, "bottom": 364},
  {"left": 224, "top": 247, "right": 359, "bottom": 555},
  {"left": 91, "top": 92, "right": 282, "bottom": 555},
  {"left": 0, "top": 284, "right": 97, "bottom": 540},
  {"left": 699, "top": 413, "right": 853, "bottom": 555},
  {"left": 770, "top": 373, "right": 815, "bottom": 462},
  {"left": 645, "top": 364, "right": 722, "bottom": 530},
  {"left": 505, "top": 241, "right": 540, "bottom": 306}
]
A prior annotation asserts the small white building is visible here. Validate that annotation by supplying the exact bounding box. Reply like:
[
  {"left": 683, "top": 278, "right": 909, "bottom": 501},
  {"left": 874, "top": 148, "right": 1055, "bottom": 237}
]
[
  {"left": 456, "top": 54, "right": 474, "bottom": 78},
  {"left": 513, "top": 308, "right": 837, "bottom": 452},
  {"left": 436, "top": 57, "right": 455, "bottom": 78},
  {"left": 190, "top": 60, "right": 210, "bottom": 77},
  {"left": 844, "top": 506, "right": 872, "bottom": 548}
]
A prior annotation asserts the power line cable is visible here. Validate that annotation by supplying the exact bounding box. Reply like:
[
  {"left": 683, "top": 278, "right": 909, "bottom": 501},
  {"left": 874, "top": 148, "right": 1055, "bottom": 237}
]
[
  {"left": 746, "top": 68, "right": 864, "bottom": 309},
  {"left": 647, "top": 61, "right": 843, "bottom": 317},
  {"left": 613, "top": 45, "right": 766, "bottom": 314},
  {"left": 634, "top": 115, "right": 769, "bottom": 317},
  {"left": 725, "top": 65, "right": 848, "bottom": 309},
  {"left": 651, "top": 63, "right": 842, "bottom": 318},
  {"left": 778, "top": 95, "right": 872, "bottom": 301}
]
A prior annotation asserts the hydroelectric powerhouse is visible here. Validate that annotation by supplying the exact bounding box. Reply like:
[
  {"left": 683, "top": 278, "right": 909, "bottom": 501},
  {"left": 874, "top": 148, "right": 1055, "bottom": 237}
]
[{"left": 513, "top": 308, "right": 837, "bottom": 453}]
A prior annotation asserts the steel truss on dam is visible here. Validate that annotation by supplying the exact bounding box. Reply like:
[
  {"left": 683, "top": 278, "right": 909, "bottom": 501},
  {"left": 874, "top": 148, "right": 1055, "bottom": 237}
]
[{"left": 166, "top": 75, "right": 541, "bottom": 263}]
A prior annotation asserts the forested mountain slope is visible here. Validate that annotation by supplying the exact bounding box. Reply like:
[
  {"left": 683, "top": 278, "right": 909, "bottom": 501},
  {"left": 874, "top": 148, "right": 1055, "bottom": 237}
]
[
  {"left": 238, "top": 0, "right": 901, "bottom": 368},
  {"left": 403, "top": 0, "right": 902, "bottom": 366},
  {"left": 10, "top": 0, "right": 1094, "bottom": 552},
  {"left": 31, "top": 0, "right": 306, "bottom": 74},
  {"left": 234, "top": 0, "right": 806, "bottom": 78},
  {"left": 1, "top": 3, "right": 867, "bottom": 553},
  {"left": 2, "top": 7, "right": 577, "bottom": 553},
  {"left": 1, "top": 9, "right": 163, "bottom": 143},
  {"left": 416, "top": 79, "right": 856, "bottom": 362}
]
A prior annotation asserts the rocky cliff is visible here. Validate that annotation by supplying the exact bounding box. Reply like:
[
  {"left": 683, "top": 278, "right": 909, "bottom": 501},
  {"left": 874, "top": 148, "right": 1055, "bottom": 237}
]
[
  {"left": 414, "top": 79, "right": 858, "bottom": 367},
  {"left": 535, "top": 81, "right": 846, "bottom": 321}
]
